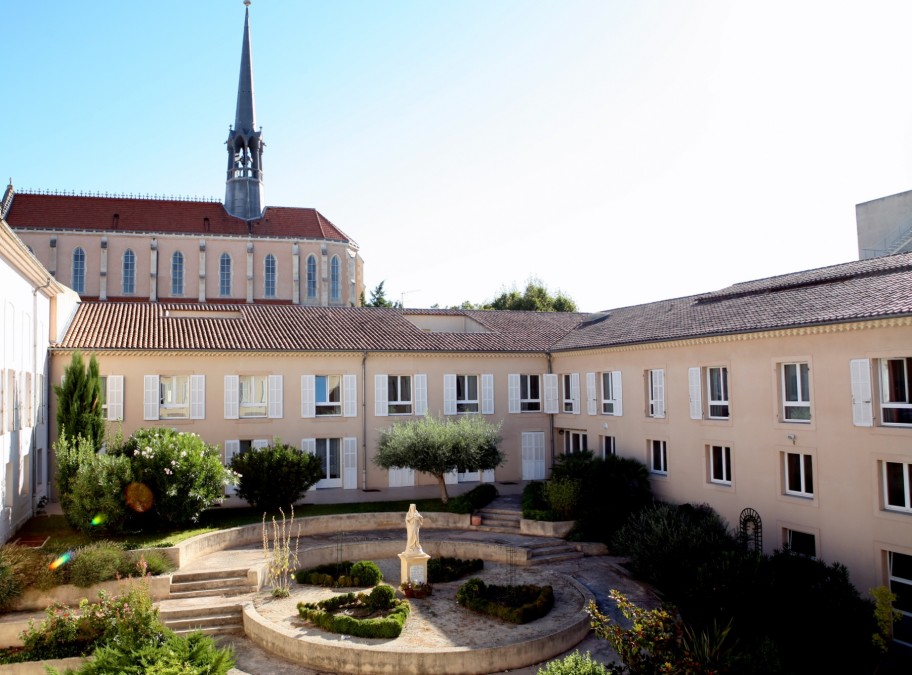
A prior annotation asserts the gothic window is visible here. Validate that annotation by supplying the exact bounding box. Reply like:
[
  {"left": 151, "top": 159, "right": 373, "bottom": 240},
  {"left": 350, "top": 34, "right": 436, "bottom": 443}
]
[
  {"left": 72, "top": 247, "right": 85, "bottom": 294},
  {"left": 264, "top": 254, "right": 276, "bottom": 298},
  {"left": 171, "top": 251, "right": 184, "bottom": 296},
  {"left": 219, "top": 253, "right": 232, "bottom": 297},
  {"left": 330, "top": 255, "right": 341, "bottom": 301},
  {"left": 122, "top": 249, "right": 135, "bottom": 295},
  {"left": 306, "top": 255, "right": 317, "bottom": 299}
]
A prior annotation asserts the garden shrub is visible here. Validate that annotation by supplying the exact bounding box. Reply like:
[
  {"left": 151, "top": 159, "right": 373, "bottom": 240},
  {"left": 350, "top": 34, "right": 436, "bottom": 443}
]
[
  {"left": 69, "top": 541, "right": 125, "bottom": 587},
  {"left": 54, "top": 432, "right": 98, "bottom": 529},
  {"left": 350, "top": 560, "right": 383, "bottom": 586},
  {"left": 65, "top": 630, "right": 234, "bottom": 675},
  {"left": 112, "top": 428, "right": 233, "bottom": 526},
  {"left": 0, "top": 544, "right": 59, "bottom": 596},
  {"left": 230, "top": 442, "right": 323, "bottom": 512},
  {"left": 0, "top": 564, "right": 21, "bottom": 612},
  {"left": 537, "top": 650, "right": 615, "bottom": 675},
  {"left": 427, "top": 556, "right": 483, "bottom": 583},
  {"left": 295, "top": 560, "right": 381, "bottom": 587},
  {"left": 456, "top": 577, "right": 554, "bottom": 624},
  {"left": 63, "top": 452, "right": 133, "bottom": 537},
  {"left": 449, "top": 483, "right": 499, "bottom": 514},
  {"left": 544, "top": 476, "right": 580, "bottom": 520},
  {"left": 522, "top": 481, "right": 554, "bottom": 520},
  {"left": 297, "top": 591, "right": 410, "bottom": 638},
  {"left": 368, "top": 584, "right": 396, "bottom": 611}
]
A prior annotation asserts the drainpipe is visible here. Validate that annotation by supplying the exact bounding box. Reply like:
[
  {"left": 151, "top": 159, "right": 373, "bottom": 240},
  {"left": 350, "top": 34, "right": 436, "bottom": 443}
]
[
  {"left": 31, "top": 277, "right": 51, "bottom": 511},
  {"left": 361, "top": 351, "right": 368, "bottom": 490},
  {"left": 547, "top": 351, "right": 554, "bottom": 475}
]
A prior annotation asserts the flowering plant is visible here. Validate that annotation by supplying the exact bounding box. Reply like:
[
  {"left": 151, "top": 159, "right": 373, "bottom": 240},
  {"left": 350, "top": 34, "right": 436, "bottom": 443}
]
[{"left": 400, "top": 580, "right": 433, "bottom": 596}]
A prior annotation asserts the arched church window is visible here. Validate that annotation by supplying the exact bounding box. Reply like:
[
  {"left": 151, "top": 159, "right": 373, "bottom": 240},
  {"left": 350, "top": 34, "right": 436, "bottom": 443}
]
[
  {"left": 122, "top": 249, "right": 135, "bottom": 295},
  {"left": 172, "top": 251, "right": 184, "bottom": 296},
  {"left": 264, "top": 254, "right": 277, "bottom": 298},
  {"left": 72, "top": 247, "right": 85, "bottom": 294},
  {"left": 219, "top": 253, "right": 232, "bottom": 297},
  {"left": 306, "top": 255, "right": 317, "bottom": 299},
  {"left": 330, "top": 255, "right": 341, "bottom": 301}
]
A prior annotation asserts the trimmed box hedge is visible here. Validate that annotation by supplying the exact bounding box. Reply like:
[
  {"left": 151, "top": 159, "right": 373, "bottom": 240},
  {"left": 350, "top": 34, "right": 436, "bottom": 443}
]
[
  {"left": 293, "top": 560, "right": 382, "bottom": 588},
  {"left": 456, "top": 577, "right": 554, "bottom": 624},
  {"left": 427, "top": 556, "right": 484, "bottom": 583},
  {"left": 297, "top": 586, "right": 409, "bottom": 639}
]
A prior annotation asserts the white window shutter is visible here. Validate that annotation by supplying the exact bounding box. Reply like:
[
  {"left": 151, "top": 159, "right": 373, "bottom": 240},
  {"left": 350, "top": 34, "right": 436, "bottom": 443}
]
[
  {"left": 444, "top": 469, "right": 458, "bottom": 484},
  {"left": 443, "top": 374, "right": 457, "bottom": 415},
  {"left": 301, "top": 375, "right": 315, "bottom": 418},
  {"left": 508, "top": 374, "right": 520, "bottom": 413},
  {"left": 190, "top": 375, "right": 205, "bottom": 419},
  {"left": 544, "top": 373, "right": 559, "bottom": 414},
  {"left": 688, "top": 367, "right": 702, "bottom": 420},
  {"left": 570, "top": 372, "right": 581, "bottom": 415},
  {"left": 415, "top": 374, "right": 428, "bottom": 416},
  {"left": 653, "top": 369, "right": 665, "bottom": 418},
  {"left": 302, "top": 438, "right": 316, "bottom": 455},
  {"left": 252, "top": 439, "right": 269, "bottom": 449},
  {"left": 850, "top": 358, "right": 873, "bottom": 427},
  {"left": 224, "top": 375, "right": 239, "bottom": 420},
  {"left": 481, "top": 374, "right": 494, "bottom": 415},
  {"left": 343, "top": 374, "right": 357, "bottom": 417},
  {"left": 343, "top": 437, "right": 358, "bottom": 489},
  {"left": 586, "top": 372, "right": 597, "bottom": 416},
  {"left": 224, "top": 440, "right": 240, "bottom": 496},
  {"left": 143, "top": 375, "right": 159, "bottom": 421},
  {"left": 611, "top": 371, "right": 623, "bottom": 416},
  {"left": 107, "top": 375, "right": 124, "bottom": 421},
  {"left": 482, "top": 468, "right": 495, "bottom": 482},
  {"left": 375, "top": 374, "right": 388, "bottom": 417},
  {"left": 268, "top": 375, "right": 283, "bottom": 419}
]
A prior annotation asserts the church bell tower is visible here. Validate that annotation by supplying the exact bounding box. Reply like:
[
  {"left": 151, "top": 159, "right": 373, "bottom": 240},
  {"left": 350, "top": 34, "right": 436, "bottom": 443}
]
[{"left": 225, "top": 1, "right": 265, "bottom": 221}]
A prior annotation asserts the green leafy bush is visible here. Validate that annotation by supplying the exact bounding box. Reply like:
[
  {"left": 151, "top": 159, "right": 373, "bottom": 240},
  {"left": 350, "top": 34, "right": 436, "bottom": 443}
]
[
  {"left": 368, "top": 584, "right": 396, "bottom": 611},
  {"left": 54, "top": 432, "right": 99, "bottom": 530},
  {"left": 230, "top": 442, "right": 324, "bottom": 513},
  {"left": 351, "top": 560, "right": 383, "bottom": 586},
  {"left": 113, "top": 428, "right": 233, "bottom": 526},
  {"left": 295, "top": 560, "right": 382, "bottom": 588},
  {"left": 537, "top": 650, "right": 615, "bottom": 675},
  {"left": 448, "top": 483, "right": 499, "bottom": 514},
  {"left": 456, "top": 577, "right": 554, "bottom": 624},
  {"left": 522, "top": 481, "right": 556, "bottom": 521},
  {"left": 297, "top": 591, "right": 410, "bottom": 638},
  {"left": 0, "top": 545, "right": 61, "bottom": 601},
  {"left": 63, "top": 452, "right": 133, "bottom": 537},
  {"left": 67, "top": 630, "right": 234, "bottom": 675},
  {"left": 0, "top": 565, "right": 21, "bottom": 612},
  {"left": 69, "top": 541, "right": 125, "bottom": 587},
  {"left": 427, "top": 556, "right": 483, "bottom": 583},
  {"left": 544, "top": 476, "right": 580, "bottom": 520}
]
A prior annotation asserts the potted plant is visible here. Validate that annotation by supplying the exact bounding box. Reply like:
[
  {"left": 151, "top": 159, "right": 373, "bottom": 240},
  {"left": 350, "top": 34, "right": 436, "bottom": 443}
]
[
  {"left": 400, "top": 580, "right": 433, "bottom": 598},
  {"left": 470, "top": 512, "right": 483, "bottom": 526}
]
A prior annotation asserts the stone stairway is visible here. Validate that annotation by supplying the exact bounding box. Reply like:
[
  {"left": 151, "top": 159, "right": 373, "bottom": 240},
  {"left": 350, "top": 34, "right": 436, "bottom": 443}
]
[
  {"left": 158, "top": 603, "right": 244, "bottom": 636},
  {"left": 472, "top": 507, "right": 521, "bottom": 533},
  {"left": 525, "top": 541, "right": 583, "bottom": 566},
  {"left": 169, "top": 567, "right": 254, "bottom": 599}
]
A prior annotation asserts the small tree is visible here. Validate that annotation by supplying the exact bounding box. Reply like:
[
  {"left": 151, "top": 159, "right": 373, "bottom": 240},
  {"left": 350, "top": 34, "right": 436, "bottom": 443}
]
[
  {"left": 364, "top": 281, "right": 403, "bottom": 308},
  {"left": 54, "top": 352, "right": 105, "bottom": 450},
  {"left": 231, "top": 442, "right": 323, "bottom": 513},
  {"left": 375, "top": 415, "right": 503, "bottom": 503}
]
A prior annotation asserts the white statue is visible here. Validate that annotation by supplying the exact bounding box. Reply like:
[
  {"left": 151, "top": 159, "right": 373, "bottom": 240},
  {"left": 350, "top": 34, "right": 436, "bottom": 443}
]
[{"left": 405, "top": 503, "right": 423, "bottom": 552}]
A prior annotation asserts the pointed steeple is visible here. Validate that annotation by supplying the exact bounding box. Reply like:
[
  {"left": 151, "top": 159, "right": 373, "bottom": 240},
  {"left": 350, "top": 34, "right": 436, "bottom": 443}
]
[{"left": 225, "top": 0, "right": 265, "bottom": 221}]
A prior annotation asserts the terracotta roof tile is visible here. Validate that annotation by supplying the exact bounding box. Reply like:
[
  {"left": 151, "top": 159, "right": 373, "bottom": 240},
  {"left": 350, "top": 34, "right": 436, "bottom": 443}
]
[{"left": 6, "top": 193, "right": 356, "bottom": 245}]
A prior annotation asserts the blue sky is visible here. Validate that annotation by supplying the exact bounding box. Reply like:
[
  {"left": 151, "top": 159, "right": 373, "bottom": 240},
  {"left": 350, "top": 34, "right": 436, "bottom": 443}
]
[{"left": 6, "top": 1, "right": 912, "bottom": 311}]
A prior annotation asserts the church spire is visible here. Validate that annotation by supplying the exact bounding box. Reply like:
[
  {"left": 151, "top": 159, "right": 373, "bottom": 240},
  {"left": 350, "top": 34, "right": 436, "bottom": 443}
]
[{"left": 225, "top": 0, "right": 265, "bottom": 221}]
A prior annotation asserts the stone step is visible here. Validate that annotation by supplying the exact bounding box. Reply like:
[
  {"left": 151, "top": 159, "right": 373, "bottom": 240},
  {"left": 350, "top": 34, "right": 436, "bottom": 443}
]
[
  {"left": 171, "top": 567, "right": 251, "bottom": 584},
  {"left": 529, "top": 544, "right": 575, "bottom": 557},
  {"left": 169, "top": 586, "right": 252, "bottom": 600},
  {"left": 469, "top": 524, "right": 524, "bottom": 535},
  {"left": 170, "top": 577, "right": 250, "bottom": 593},
  {"left": 172, "top": 624, "right": 244, "bottom": 637},
  {"left": 478, "top": 516, "right": 520, "bottom": 528},
  {"left": 478, "top": 507, "right": 521, "bottom": 517},
  {"left": 159, "top": 603, "right": 245, "bottom": 637},
  {"left": 526, "top": 551, "right": 584, "bottom": 566}
]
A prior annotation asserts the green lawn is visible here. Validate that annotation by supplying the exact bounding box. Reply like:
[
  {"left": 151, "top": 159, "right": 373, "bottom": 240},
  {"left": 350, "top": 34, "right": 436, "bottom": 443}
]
[{"left": 19, "top": 499, "right": 448, "bottom": 553}]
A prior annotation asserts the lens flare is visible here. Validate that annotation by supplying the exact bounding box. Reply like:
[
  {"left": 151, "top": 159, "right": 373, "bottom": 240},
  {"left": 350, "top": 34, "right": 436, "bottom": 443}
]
[
  {"left": 90, "top": 514, "right": 107, "bottom": 527},
  {"left": 49, "top": 551, "right": 73, "bottom": 570},
  {"left": 124, "top": 482, "right": 154, "bottom": 513}
]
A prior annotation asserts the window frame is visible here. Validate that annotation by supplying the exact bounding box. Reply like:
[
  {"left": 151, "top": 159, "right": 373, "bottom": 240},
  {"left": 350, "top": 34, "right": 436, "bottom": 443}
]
[
  {"left": 159, "top": 375, "right": 190, "bottom": 419},
  {"left": 455, "top": 374, "right": 479, "bottom": 414},
  {"left": 330, "top": 255, "right": 341, "bottom": 301},
  {"left": 519, "top": 374, "right": 542, "bottom": 412},
  {"left": 122, "top": 249, "right": 135, "bottom": 295},
  {"left": 563, "top": 430, "right": 588, "bottom": 454},
  {"left": 264, "top": 254, "right": 277, "bottom": 298},
  {"left": 708, "top": 444, "right": 732, "bottom": 485},
  {"left": 306, "top": 255, "right": 317, "bottom": 299},
  {"left": 601, "top": 371, "right": 618, "bottom": 415},
  {"left": 239, "top": 374, "right": 268, "bottom": 418},
  {"left": 647, "top": 369, "right": 665, "bottom": 418},
  {"left": 72, "top": 247, "right": 86, "bottom": 294},
  {"left": 649, "top": 439, "right": 667, "bottom": 475},
  {"left": 707, "top": 366, "right": 730, "bottom": 419},
  {"left": 888, "top": 551, "right": 912, "bottom": 647},
  {"left": 171, "top": 251, "right": 184, "bottom": 296},
  {"left": 601, "top": 435, "right": 616, "bottom": 458},
  {"left": 219, "top": 253, "right": 232, "bottom": 297},
  {"left": 883, "top": 461, "right": 912, "bottom": 513},
  {"left": 315, "top": 375, "right": 342, "bottom": 417},
  {"left": 785, "top": 528, "right": 816, "bottom": 558},
  {"left": 562, "top": 374, "right": 574, "bottom": 413},
  {"left": 781, "top": 362, "right": 811, "bottom": 422},
  {"left": 879, "top": 357, "right": 912, "bottom": 426},
  {"left": 387, "top": 375, "right": 413, "bottom": 415},
  {"left": 784, "top": 451, "right": 814, "bottom": 498}
]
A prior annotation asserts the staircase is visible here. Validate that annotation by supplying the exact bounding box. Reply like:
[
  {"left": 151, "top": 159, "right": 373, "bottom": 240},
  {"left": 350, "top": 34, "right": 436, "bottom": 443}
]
[
  {"left": 472, "top": 507, "right": 521, "bottom": 533},
  {"left": 526, "top": 541, "right": 583, "bottom": 566},
  {"left": 158, "top": 603, "right": 244, "bottom": 636},
  {"left": 169, "top": 568, "right": 254, "bottom": 599}
]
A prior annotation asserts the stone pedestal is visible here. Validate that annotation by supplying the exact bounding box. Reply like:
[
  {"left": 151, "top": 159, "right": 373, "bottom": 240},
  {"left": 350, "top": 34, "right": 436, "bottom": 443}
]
[{"left": 399, "top": 550, "right": 431, "bottom": 585}]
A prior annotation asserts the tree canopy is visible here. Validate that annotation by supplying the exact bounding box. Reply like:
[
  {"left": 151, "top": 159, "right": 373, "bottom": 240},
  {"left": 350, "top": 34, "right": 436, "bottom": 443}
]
[
  {"left": 374, "top": 415, "right": 503, "bottom": 503},
  {"left": 53, "top": 351, "right": 105, "bottom": 450},
  {"left": 444, "top": 279, "right": 578, "bottom": 312},
  {"left": 362, "top": 281, "right": 402, "bottom": 308}
]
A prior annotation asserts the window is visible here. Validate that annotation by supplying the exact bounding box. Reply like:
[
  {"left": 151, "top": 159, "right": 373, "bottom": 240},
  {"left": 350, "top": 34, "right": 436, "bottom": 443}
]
[
  {"left": 264, "top": 254, "right": 276, "bottom": 298},
  {"left": 520, "top": 375, "right": 541, "bottom": 412},
  {"left": 455, "top": 375, "right": 478, "bottom": 413},
  {"left": 784, "top": 452, "right": 814, "bottom": 498},
  {"left": 561, "top": 374, "right": 579, "bottom": 413},
  {"left": 880, "top": 358, "right": 912, "bottom": 426},
  {"left": 159, "top": 375, "right": 190, "bottom": 419},
  {"left": 888, "top": 551, "right": 912, "bottom": 647},
  {"left": 239, "top": 375, "right": 268, "bottom": 417},
  {"left": 649, "top": 440, "right": 667, "bottom": 475},
  {"left": 72, "top": 247, "right": 85, "bottom": 294},
  {"left": 316, "top": 375, "right": 342, "bottom": 416},
  {"left": 122, "top": 249, "right": 135, "bottom": 295},
  {"left": 781, "top": 362, "right": 811, "bottom": 422},
  {"left": 388, "top": 375, "right": 412, "bottom": 415},
  {"left": 708, "top": 445, "right": 732, "bottom": 485},
  {"left": 601, "top": 371, "right": 622, "bottom": 415},
  {"left": 171, "top": 251, "right": 184, "bottom": 296},
  {"left": 306, "top": 255, "right": 317, "bottom": 299},
  {"left": 647, "top": 369, "right": 665, "bottom": 418},
  {"left": 306, "top": 438, "right": 342, "bottom": 488},
  {"left": 883, "top": 461, "right": 912, "bottom": 513},
  {"left": 219, "top": 253, "right": 232, "bottom": 297},
  {"left": 330, "top": 255, "right": 341, "bottom": 301},
  {"left": 707, "top": 367, "right": 729, "bottom": 419},
  {"left": 600, "top": 435, "right": 616, "bottom": 458},
  {"left": 785, "top": 529, "right": 816, "bottom": 557},
  {"left": 563, "top": 430, "right": 587, "bottom": 454}
]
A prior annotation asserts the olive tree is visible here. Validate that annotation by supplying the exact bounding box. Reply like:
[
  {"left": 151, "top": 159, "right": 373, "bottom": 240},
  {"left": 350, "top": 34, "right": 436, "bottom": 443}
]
[{"left": 375, "top": 414, "right": 503, "bottom": 503}]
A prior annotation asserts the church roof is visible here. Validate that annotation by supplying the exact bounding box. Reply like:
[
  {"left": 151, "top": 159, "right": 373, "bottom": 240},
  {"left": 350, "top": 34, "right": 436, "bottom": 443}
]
[{"left": 5, "top": 192, "right": 356, "bottom": 245}]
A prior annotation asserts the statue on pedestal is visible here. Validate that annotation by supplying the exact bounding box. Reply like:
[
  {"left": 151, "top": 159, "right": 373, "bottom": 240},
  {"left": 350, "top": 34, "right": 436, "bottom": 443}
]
[
  {"left": 405, "top": 503, "right": 423, "bottom": 552},
  {"left": 399, "top": 503, "right": 430, "bottom": 585}
]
